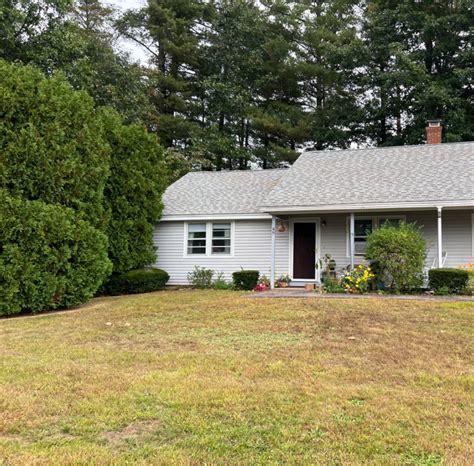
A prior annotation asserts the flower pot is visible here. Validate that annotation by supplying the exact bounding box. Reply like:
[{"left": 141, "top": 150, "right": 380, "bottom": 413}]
[{"left": 277, "top": 281, "right": 288, "bottom": 288}]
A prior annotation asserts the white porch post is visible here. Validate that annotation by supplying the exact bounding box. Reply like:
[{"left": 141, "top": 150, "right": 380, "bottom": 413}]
[
  {"left": 270, "top": 216, "right": 276, "bottom": 289},
  {"left": 437, "top": 206, "right": 443, "bottom": 268},
  {"left": 350, "top": 212, "right": 355, "bottom": 269}
]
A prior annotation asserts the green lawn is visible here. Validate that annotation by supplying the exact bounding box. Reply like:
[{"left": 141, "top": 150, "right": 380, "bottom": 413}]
[{"left": 1, "top": 290, "right": 473, "bottom": 465}]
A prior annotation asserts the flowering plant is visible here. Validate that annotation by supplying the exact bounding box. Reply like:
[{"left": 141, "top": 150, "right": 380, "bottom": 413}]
[
  {"left": 254, "top": 283, "right": 268, "bottom": 292},
  {"left": 343, "top": 264, "right": 374, "bottom": 293},
  {"left": 458, "top": 263, "right": 474, "bottom": 274},
  {"left": 254, "top": 275, "right": 270, "bottom": 292}
]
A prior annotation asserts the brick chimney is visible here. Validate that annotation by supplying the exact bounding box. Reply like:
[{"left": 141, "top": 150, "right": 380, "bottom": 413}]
[{"left": 426, "top": 120, "right": 443, "bottom": 144}]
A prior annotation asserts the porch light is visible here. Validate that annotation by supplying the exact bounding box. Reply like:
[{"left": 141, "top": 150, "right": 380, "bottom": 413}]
[
  {"left": 277, "top": 220, "right": 286, "bottom": 233},
  {"left": 321, "top": 220, "right": 327, "bottom": 227}
]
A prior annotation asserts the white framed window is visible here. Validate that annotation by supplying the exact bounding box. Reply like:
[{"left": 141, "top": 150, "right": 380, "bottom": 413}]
[
  {"left": 184, "top": 221, "right": 234, "bottom": 257},
  {"left": 347, "top": 216, "right": 405, "bottom": 257},
  {"left": 212, "top": 223, "right": 231, "bottom": 254},
  {"left": 187, "top": 223, "right": 207, "bottom": 255},
  {"left": 354, "top": 218, "right": 373, "bottom": 255}
]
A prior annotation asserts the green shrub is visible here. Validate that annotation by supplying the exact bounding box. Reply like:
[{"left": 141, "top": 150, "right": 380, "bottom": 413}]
[
  {"left": 0, "top": 61, "right": 167, "bottom": 277},
  {"left": 101, "top": 110, "right": 166, "bottom": 273},
  {"left": 428, "top": 268, "right": 469, "bottom": 294},
  {"left": 232, "top": 270, "right": 259, "bottom": 290},
  {"left": 365, "top": 222, "right": 426, "bottom": 292},
  {"left": 187, "top": 266, "right": 215, "bottom": 288},
  {"left": 434, "top": 286, "right": 450, "bottom": 296},
  {"left": 323, "top": 278, "right": 345, "bottom": 293},
  {"left": 212, "top": 272, "right": 233, "bottom": 290},
  {"left": 0, "top": 192, "right": 111, "bottom": 316},
  {"left": 0, "top": 60, "right": 110, "bottom": 229},
  {"left": 102, "top": 268, "right": 169, "bottom": 296}
]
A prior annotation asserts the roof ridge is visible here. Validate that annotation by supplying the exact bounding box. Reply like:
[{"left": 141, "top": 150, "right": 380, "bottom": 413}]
[
  {"left": 186, "top": 168, "right": 289, "bottom": 175},
  {"left": 302, "top": 140, "right": 473, "bottom": 156}
]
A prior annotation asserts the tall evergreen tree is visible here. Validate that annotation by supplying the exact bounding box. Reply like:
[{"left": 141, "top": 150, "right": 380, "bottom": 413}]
[
  {"left": 117, "top": 0, "right": 210, "bottom": 147},
  {"left": 194, "top": 0, "right": 272, "bottom": 169},
  {"left": 361, "top": 0, "right": 473, "bottom": 144},
  {"left": 249, "top": 1, "right": 309, "bottom": 167},
  {"left": 295, "top": 0, "right": 364, "bottom": 149}
]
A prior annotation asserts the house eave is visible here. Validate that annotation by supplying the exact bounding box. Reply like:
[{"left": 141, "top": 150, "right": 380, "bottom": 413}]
[
  {"left": 261, "top": 199, "right": 474, "bottom": 215},
  {"left": 160, "top": 212, "right": 272, "bottom": 222},
  {"left": 160, "top": 200, "right": 474, "bottom": 221}
]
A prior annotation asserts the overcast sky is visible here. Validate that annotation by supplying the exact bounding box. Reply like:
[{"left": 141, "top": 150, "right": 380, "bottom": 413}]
[
  {"left": 105, "top": 0, "right": 149, "bottom": 63},
  {"left": 106, "top": 0, "right": 146, "bottom": 10}
]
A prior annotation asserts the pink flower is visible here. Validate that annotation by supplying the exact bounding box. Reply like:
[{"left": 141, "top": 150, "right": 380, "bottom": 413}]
[{"left": 254, "top": 283, "right": 268, "bottom": 292}]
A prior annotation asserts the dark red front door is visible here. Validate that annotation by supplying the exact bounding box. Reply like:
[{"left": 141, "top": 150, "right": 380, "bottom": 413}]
[{"left": 293, "top": 223, "right": 316, "bottom": 279}]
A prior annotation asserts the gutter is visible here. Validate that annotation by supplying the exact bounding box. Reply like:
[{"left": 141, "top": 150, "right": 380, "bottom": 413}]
[{"left": 260, "top": 200, "right": 474, "bottom": 215}]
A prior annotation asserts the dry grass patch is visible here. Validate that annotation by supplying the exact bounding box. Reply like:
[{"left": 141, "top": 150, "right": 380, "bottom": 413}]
[{"left": 1, "top": 290, "right": 473, "bottom": 464}]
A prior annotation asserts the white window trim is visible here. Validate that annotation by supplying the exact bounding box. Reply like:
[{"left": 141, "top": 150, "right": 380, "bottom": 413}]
[
  {"left": 183, "top": 221, "right": 235, "bottom": 258},
  {"left": 346, "top": 215, "right": 406, "bottom": 257}
]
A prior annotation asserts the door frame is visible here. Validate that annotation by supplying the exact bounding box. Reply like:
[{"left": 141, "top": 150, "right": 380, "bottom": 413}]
[{"left": 289, "top": 217, "right": 321, "bottom": 282}]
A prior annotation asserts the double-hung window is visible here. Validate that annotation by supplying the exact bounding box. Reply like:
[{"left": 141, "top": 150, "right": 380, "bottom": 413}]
[
  {"left": 187, "top": 223, "right": 207, "bottom": 255},
  {"left": 186, "top": 222, "right": 232, "bottom": 256},
  {"left": 212, "top": 223, "right": 231, "bottom": 254},
  {"left": 349, "top": 216, "right": 404, "bottom": 256},
  {"left": 354, "top": 219, "right": 373, "bottom": 255}
]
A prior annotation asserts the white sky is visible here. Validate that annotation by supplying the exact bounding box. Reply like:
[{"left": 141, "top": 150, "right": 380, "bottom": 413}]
[
  {"left": 106, "top": 0, "right": 146, "bottom": 10},
  {"left": 104, "top": 0, "right": 150, "bottom": 64}
]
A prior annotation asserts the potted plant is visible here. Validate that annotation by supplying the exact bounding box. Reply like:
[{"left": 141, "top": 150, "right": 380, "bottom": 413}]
[
  {"left": 276, "top": 274, "right": 291, "bottom": 288},
  {"left": 316, "top": 254, "right": 337, "bottom": 283}
]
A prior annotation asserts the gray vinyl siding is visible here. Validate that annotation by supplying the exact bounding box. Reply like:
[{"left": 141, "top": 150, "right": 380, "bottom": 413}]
[
  {"left": 153, "top": 219, "right": 289, "bottom": 285},
  {"left": 318, "top": 210, "right": 473, "bottom": 271},
  {"left": 154, "top": 210, "right": 473, "bottom": 285}
]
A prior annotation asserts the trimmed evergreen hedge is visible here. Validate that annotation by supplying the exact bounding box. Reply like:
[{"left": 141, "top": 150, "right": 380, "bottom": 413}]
[
  {"left": 102, "top": 268, "right": 170, "bottom": 296},
  {"left": 0, "top": 191, "right": 112, "bottom": 316},
  {"left": 428, "top": 268, "right": 469, "bottom": 294},
  {"left": 0, "top": 60, "right": 110, "bottom": 230},
  {"left": 232, "top": 270, "right": 259, "bottom": 290}
]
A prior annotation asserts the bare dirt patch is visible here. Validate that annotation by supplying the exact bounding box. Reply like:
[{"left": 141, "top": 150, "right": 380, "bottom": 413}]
[{"left": 100, "top": 420, "right": 162, "bottom": 446}]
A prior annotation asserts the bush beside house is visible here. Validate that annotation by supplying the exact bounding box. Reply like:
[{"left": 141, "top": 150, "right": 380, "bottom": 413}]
[
  {"left": 101, "top": 111, "right": 166, "bottom": 274},
  {"left": 187, "top": 267, "right": 233, "bottom": 290},
  {"left": 0, "top": 192, "right": 112, "bottom": 316},
  {"left": 0, "top": 61, "right": 168, "bottom": 314},
  {"left": 365, "top": 222, "right": 426, "bottom": 292},
  {"left": 429, "top": 268, "right": 469, "bottom": 294},
  {"left": 102, "top": 268, "right": 169, "bottom": 296},
  {"left": 232, "top": 271, "right": 259, "bottom": 290}
]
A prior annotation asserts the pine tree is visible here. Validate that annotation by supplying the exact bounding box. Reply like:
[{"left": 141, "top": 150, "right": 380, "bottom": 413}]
[
  {"left": 361, "top": 0, "right": 473, "bottom": 144},
  {"left": 118, "top": 0, "right": 210, "bottom": 147},
  {"left": 295, "top": 0, "right": 364, "bottom": 149},
  {"left": 194, "top": 0, "right": 267, "bottom": 169}
]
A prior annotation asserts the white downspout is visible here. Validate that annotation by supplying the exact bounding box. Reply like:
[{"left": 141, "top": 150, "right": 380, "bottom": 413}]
[
  {"left": 350, "top": 212, "right": 355, "bottom": 269},
  {"left": 270, "top": 216, "right": 276, "bottom": 289},
  {"left": 437, "top": 206, "right": 443, "bottom": 268}
]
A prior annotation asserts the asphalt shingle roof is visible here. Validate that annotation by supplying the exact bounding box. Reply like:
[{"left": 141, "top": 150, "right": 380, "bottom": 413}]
[
  {"left": 162, "top": 169, "right": 286, "bottom": 216},
  {"left": 162, "top": 142, "right": 474, "bottom": 216},
  {"left": 263, "top": 142, "right": 473, "bottom": 209}
]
